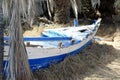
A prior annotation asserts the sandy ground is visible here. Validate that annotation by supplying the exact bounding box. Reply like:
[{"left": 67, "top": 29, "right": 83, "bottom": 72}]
[{"left": 23, "top": 22, "right": 120, "bottom": 80}]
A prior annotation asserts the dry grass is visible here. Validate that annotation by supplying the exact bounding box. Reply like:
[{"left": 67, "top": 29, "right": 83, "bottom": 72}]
[{"left": 34, "top": 42, "right": 120, "bottom": 80}]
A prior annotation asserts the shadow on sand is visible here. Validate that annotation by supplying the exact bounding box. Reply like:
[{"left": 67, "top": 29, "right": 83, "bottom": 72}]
[{"left": 34, "top": 41, "right": 120, "bottom": 80}]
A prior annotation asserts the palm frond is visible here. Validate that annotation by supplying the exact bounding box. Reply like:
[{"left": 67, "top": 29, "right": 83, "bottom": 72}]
[
  {"left": 2, "top": 0, "right": 12, "bottom": 21},
  {"left": 3, "top": 0, "right": 35, "bottom": 79},
  {"left": 2, "top": 0, "right": 34, "bottom": 27}
]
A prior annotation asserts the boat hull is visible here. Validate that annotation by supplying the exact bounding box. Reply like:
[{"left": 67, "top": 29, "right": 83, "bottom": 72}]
[
  {"left": 28, "top": 39, "right": 92, "bottom": 71},
  {"left": 4, "top": 18, "right": 101, "bottom": 71},
  {"left": 4, "top": 33, "right": 94, "bottom": 71}
]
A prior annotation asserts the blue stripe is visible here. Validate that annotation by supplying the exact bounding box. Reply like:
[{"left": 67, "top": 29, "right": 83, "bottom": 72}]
[
  {"left": 4, "top": 36, "right": 72, "bottom": 41},
  {"left": 29, "top": 54, "right": 67, "bottom": 70}
]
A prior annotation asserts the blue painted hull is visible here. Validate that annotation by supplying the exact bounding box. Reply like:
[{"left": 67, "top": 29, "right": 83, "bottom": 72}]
[
  {"left": 3, "top": 39, "right": 92, "bottom": 72},
  {"left": 28, "top": 39, "right": 92, "bottom": 71}
]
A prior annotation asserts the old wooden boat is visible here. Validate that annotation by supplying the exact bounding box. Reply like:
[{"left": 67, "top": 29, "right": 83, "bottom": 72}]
[{"left": 4, "top": 18, "right": 101, "bottom": 71}]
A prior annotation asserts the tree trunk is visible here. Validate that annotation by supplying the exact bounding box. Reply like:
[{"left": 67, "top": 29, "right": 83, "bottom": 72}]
[
  {"left": 53, "top": 0, "right": 70, "bottom": 24},
  {"left": 0, "top": 0, "right": 3, "bottom": 80}
]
